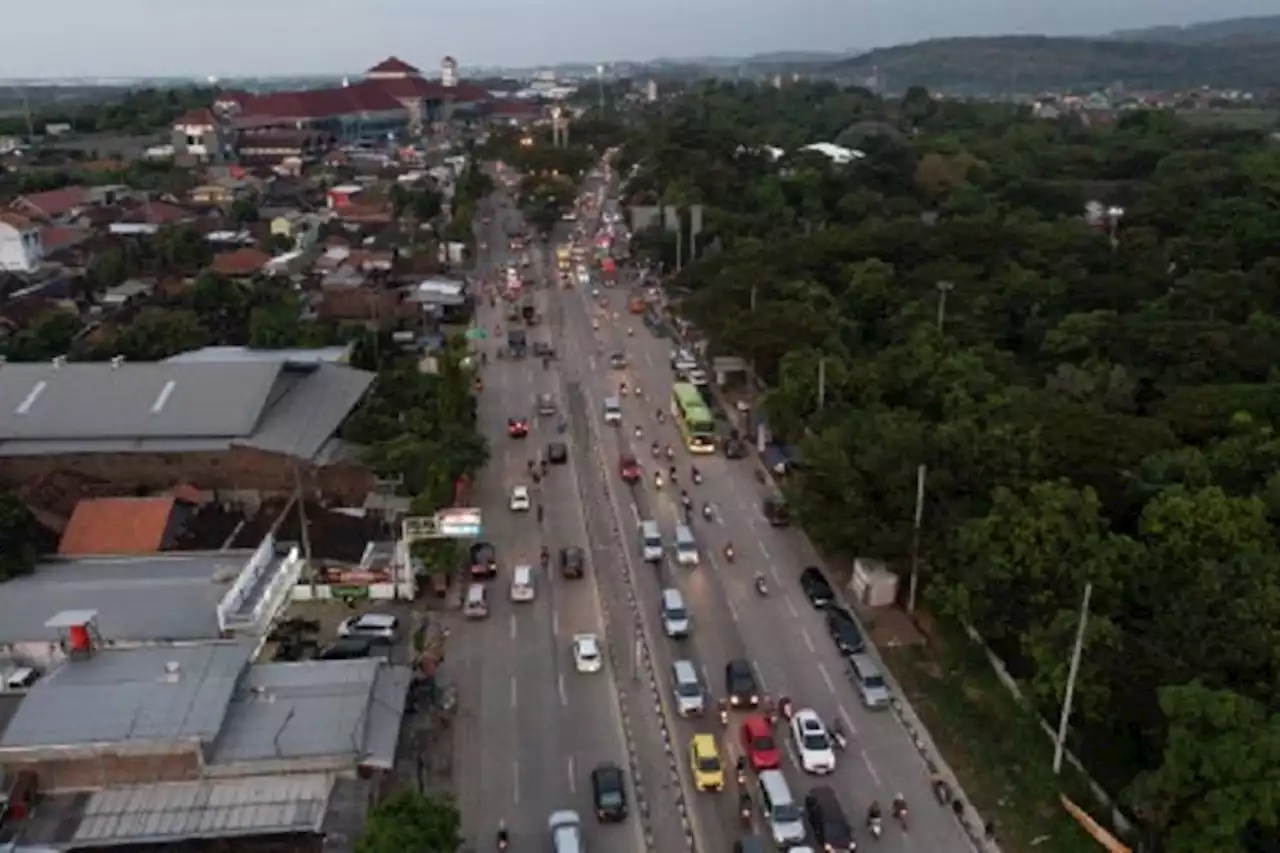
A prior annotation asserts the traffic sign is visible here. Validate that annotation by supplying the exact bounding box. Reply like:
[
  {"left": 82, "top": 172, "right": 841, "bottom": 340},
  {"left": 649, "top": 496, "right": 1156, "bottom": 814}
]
[{"left": 465, "top": 327, "right": 488, "bottom": 341}]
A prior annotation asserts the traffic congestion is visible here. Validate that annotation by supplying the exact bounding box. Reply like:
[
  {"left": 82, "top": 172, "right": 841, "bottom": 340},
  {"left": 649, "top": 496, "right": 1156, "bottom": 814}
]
[{"left": 452, "top": 154, "right": 971, "bottom": 853}]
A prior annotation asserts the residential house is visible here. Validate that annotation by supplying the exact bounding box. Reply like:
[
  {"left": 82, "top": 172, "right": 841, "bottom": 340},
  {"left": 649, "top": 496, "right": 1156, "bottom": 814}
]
[
  {"left": 58, "top": 494, "right": 190, "bottom": 556},
  {"left": 10, "top": 186, "right": 91, "bottom": 224},
  {"left": 210, "top": 247, "right": 272, "bottom": 279},
  {"left": 269, "top": 211, "right": 321, "bottom": 251},
  {"left": 0, "top": 212, "right": 44, "bottom": 272},
  {"left": 107, "top": 199, "right": 197, "bottom": 237},
  {"left": 100, "top": 278, "right": 154, "bottom": 310},
  {"left": 327, "top": 184, "right": 364, "bottom": 209},
  {"left": 318, "top": 280, "right": 409, "bottom": 330}
]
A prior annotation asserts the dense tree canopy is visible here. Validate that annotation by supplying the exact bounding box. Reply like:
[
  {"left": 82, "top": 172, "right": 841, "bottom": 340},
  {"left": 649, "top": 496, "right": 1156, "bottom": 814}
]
[
  {"left": 356, "top": 791, "right": 463, "bottom": 853},
  {"left": 623, "top": 80, "right": 1280, "bottom": 850}
]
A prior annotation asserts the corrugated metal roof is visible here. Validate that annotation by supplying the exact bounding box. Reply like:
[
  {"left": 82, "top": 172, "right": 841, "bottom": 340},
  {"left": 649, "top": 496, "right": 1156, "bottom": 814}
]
[
  {"left": 0, "top": 360, "right": 374, "bottom": 462},
  {"left": 0, "top": 642, "right": 250, "bottom": 749},
  {"left": 210, "top": 659, "right": 393, "bottom": 764},
  {"left": 71, "top": 773, "right": 331, "bottom": 846}
]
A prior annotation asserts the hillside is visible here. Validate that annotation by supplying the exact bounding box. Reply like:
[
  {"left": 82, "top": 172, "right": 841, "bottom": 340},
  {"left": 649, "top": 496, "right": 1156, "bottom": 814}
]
[
  {"left": 831, "top": 35, "right": 1280, "bottom": 94},
  {"left": 1109, "top": 14, "right": 1280, "bottom": 44}
]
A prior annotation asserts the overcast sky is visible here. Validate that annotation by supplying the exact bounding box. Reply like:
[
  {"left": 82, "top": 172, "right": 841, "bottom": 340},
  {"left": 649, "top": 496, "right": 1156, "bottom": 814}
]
[{"left": 4, "top": 0, "right": 1278, "bottom": 78}]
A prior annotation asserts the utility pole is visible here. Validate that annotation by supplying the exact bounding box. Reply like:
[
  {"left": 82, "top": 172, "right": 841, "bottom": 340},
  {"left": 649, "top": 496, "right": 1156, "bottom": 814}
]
[
  {"left": 935, "top": 280, "right": 954, "bottom": 333},
  {"left": 293, "top": 462, "right": 314, "bottom": 591},
  {"left": 817, "top": 357, "right": 827, "bottom": 411},
  {"left": 1054, "top": 582, "right": 1093, "bottom": 774},
  {"left": 907, "top": 463, "right": 926, "bottom": 613}
]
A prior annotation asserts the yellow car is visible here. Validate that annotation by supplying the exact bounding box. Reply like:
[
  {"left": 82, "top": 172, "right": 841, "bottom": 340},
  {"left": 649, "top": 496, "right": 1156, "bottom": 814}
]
[{"left": 689, "top": 734, "right": 725, "bottom": 792}]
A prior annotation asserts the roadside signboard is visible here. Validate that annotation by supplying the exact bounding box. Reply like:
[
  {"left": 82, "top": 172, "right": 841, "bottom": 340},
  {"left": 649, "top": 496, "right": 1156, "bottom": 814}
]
[{"left": 436, "top": 507, "right": 482, "bottom": 537}]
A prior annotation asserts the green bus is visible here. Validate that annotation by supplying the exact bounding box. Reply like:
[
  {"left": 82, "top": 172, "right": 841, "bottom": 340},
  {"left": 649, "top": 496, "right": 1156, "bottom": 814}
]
[{"left": 671, "top": 383, "right": 716, "bottom": 453}]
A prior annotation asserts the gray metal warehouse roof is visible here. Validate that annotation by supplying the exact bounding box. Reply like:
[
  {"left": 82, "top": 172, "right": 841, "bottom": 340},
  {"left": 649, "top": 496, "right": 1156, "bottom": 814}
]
[
  {"left": 71, "top": 773, "right": 332, "bottom": 847},
  {"left": 210, "top": 658, "right": 410, "bottom": 766},
  {"left": 0, "top": 360, "right": 373, "bottom": 461},
  {"left": 0, "top": 553, "right": 250, "bottom": 645},
  {"left": 0, "top": 642, "right": 251, "bottom": 750}
]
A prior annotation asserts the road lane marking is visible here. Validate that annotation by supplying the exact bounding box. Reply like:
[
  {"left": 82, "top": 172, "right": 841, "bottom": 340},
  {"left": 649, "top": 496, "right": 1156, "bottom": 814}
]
[
  {"left": 726, "top": 595, "right": 740, "bottom": 624},
  {"left": 509, "top": 613, "right": 517, "bottom": 641},
  {"left": 510, "top": 677, "right": 518, "bottom": 709},
  {"left": 839, "top": 705, "right": 859, "bottom": 736},
  {"left": 513, "top": 760, "right": 521, "bottom": 804},
  {"left": 785, "top": 596, "right": 799, "bottom": 617},
  {"left": 818, "top": 662, "right": 836, "bottom": 694},
  {"left": 756, "top": 669, "right": 770, "bottom": 693},
  {"left": 558, "top": 673, "right": 568, "bottom": 707},
  {"left": 628, "top": 501, "right": 640, "bottom": 526},
  {"left": 552, "top": 609, "right": 560, "bottom": 637},
  {"left": 567, "top": 756, "right": 577, "bottom": 793},
  {"left": 802, "top": 629, "right": 815, "bottom": 652},
  {"left": 861, "top": 749, "right": 883, "bottom": 787},
  {"left": 757, "top": 541, "right": 771, "bottom": 560},
  {"left": 767, "top": 561, "right": 782, "bottom": 585}
]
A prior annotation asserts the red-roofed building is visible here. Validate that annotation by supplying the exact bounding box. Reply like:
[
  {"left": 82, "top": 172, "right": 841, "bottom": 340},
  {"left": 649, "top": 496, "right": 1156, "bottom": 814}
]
[
  {"left": 11, "top": 186, "right": 92, "bottom": 223},
  {"left": 58, "top": 495, "right": 187, "bottom": 556},
  {"left": 219, "top": 57, "right": 492, "bottom": 139},
  {"left": 210, "top": 247, "right": 272, "bottom": 278}
]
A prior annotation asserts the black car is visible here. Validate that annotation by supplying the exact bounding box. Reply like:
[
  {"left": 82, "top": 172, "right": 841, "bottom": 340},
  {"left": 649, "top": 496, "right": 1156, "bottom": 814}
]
[
  {"left": 762, "top": 496, "right": 791, "bottom": 527},
  {"left": 800, "top": 566, "right": 835, "bottom": 608},
  {"left": 469, "top": 542, "right": 498, "bottom": 580},
  {"left": 560, "top": 546, "right": 586, "bottom": 579},
  {"left": 804, "top": 786, "right": 855, "bottom": 852},
  {"left": 590, "top": 762, "right": 628, "bottom": 822},
  {"left": 547, "top": 441, "right": 568, "bottom": 464},
  {"left": 724, "top": 659, "right": 760, "bottom": 707},
  {"left": 825, "top": 607, "right": 866, "bottom": 656}
]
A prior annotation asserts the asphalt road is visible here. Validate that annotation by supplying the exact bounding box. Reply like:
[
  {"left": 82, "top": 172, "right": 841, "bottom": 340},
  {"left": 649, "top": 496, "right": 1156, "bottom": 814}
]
[
  {"left": 450, "top": 191, "right": 648, "bottom": 853},
  {"left": 552, "top": 211, "right": 979, "bottom": 850}
]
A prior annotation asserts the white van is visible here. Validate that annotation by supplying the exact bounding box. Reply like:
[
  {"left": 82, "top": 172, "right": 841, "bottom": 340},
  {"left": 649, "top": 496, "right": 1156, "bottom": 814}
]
[
  {"left": 603, "top": 396, "right": 623, "bottom": 425},
  {"left": 757, "top": 769, "right": 806, "bottom": 846},
  {"left": 660, "top": 588, "right": 690, "bottom": 638},
  {"left": 640, "top": 521, "right": 663, "bottom": 562},
  {"left": 464, "top": 583, "right": 490, "bottom": 619},
  {"left": 510, "top": 565, "right": 536, "bottom": 602},
  {"left": 674, "top": 523, "right": 699, "bottom": 566}
]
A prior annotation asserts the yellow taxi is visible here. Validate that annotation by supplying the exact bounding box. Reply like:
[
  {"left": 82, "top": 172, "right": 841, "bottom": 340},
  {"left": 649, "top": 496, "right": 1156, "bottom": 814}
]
[{"left": 689, "top": 734, "right": 725, "bottom": 792}]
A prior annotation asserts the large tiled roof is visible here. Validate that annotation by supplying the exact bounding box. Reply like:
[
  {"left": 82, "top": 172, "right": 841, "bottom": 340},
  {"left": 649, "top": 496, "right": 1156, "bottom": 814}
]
[
  {"left": 237, "top": 81, "right": 404, "bottom": 121},
  {"left": 59, "top": 495, "right": 178, "bottom": 556},
  {"left": 367, "top": 56, "right": 420, "bottom": 74}
]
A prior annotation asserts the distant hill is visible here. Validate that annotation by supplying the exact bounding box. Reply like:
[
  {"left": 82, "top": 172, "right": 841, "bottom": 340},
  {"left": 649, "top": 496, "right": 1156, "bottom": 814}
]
[
  {"left": 1108, "top": 14, "right": 1280, "bottom": 45},
  {"left": 830, "top": 34, "right": 1280, "bottom": 94}
]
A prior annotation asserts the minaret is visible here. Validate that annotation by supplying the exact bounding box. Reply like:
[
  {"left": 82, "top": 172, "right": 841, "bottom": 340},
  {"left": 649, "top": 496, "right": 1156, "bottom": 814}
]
[{"left": 441, "top": 56, "right": 458, "bottom": 123}]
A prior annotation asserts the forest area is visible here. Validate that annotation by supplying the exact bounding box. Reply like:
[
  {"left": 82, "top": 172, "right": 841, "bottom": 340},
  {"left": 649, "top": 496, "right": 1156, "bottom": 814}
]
[{"left": 618, "top": 80, "right": 1280, "bottom": 852}]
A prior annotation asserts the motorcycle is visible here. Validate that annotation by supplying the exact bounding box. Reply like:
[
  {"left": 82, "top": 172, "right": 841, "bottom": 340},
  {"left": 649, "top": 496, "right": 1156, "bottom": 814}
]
[
  {"left": 496, "top": 827, "right": 510, "bottom": 851},
  {"left": 702, "top": 504, "right": 714, "bottom": 522},
  {"left": 868, "top": 816, "right": 883, "bottom": 839},
  {"left": 739, "top": 795, "right": 752, "bottom": 825},
  {"left": 724, "top": 544, "right": 735, "bottom": 563},
  {"left": 691, "top": 469, "right": 702, "bottom": 485},
  {"left": 779, "top": 697, "right": 794, "bottom": 722},
  {"left": 831, "top": 722, "right": 848, "bottom": 751},
  {"left": 719, "top": 706, "right": 729, "bottom": 726},
  {"left": 665, "top": 446, "right": 675, "bottom": 461},
  {"left": 754, "top": 574, "right": 768, "bottom": 596},
  {"left": 654, "top": 473, "right": 664, "bottom": 489}
]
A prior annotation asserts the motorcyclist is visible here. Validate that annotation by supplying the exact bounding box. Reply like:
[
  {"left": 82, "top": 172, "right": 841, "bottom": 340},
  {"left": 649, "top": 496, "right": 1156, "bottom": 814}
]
[
  {"left": 754, "top": 572, "right": 768, "bottom": 594},
  {"left": 691, "top": 465, "right": 701, "bottom": 484},
  {"left": 665, "top": 445, "right": 675, "bottom": 460},
  {"left": 736, "top": 755, "right": 747, "bottom": 784},
  {"left": 738, "top": 790, "right": 752, "bottom": 819},
  {"left": 668, "top": 465, "right": 678, "bottom": 484},
  {"left": 540, "top": 546, "right": 550, "bottom": 568},
  {"left": 892, "top": 793, "right": 908, "bottom": 818},
  {"left": 619, "top": 381, "right": 628, "bottom": 397},
  {"left": 496, "top": 820, "right": 509, "bottom": 849},
  {"left": 867, "top": 801, "right": 883, "bottom": 825},
  {"left": 724, "top": 541, "right": 735, "bottom": 561},
  {"left": 680, "top": 489, "right": 692, "bottom": 511},
  {"left": 634, "top": 425, "right": 643, "bottom": 440},
  {"left": 702, "top": 502, "right": 713, "bottom": 521},
  {"left": 651, "top": 440, "right": 660, "bottom": 457},
  {"left": 654, "top": 471, "right": 664, "bottom": 488},
  {"left": 656, "top": 408, "right": 665, "bottom": 423}
]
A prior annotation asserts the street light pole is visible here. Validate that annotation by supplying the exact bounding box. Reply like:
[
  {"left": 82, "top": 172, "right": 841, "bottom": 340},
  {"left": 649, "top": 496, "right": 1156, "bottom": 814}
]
[
  {"left": 935, "top": 280, "right": 954, "bottom": 333},
  {"left": 1053, "top": 582, "right": 1092, "bottom": 774},
  {"left": 907, "top": 463, "right": 926, "bottom": 613}
]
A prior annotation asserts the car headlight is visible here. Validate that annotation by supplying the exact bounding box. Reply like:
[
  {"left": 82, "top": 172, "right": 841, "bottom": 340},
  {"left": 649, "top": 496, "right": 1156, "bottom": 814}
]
[
  {"left": 750, "top": 695, "right": 759, "bottom": 704},
  {"left": 730, "top": 696, "right": 740, "bottom": 705}
]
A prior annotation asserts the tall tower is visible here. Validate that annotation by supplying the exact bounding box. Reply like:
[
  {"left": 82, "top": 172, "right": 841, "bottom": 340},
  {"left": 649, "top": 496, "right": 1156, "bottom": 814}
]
[{"left": 440, "top": 56, "right": 458, "bottom": 124}]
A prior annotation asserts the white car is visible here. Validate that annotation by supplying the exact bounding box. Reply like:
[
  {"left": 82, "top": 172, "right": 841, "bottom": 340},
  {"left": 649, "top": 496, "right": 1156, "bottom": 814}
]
[
  {"left": 791, "top": 709, "right": 836, "bottom": 774},
  {"left": 337, "top": 612, "right": 398, "bottom": 641},
  {"left": 573, "top": 634, "right": 603, "bottom": 673},
  {"left": 510, "top": 485, "right": 531, "bottom": 512}
]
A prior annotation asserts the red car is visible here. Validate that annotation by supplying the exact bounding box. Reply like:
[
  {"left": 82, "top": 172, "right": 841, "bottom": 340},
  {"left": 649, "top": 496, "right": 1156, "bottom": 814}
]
[
  {"left": 507, "top": 418, "right": 529, "bottom": 438},
  {"left": 619, "top": 453, "right": 641, "bottom": 484},
  {"left": 739, "top": 714, "right": 781, "bottom": 771}
]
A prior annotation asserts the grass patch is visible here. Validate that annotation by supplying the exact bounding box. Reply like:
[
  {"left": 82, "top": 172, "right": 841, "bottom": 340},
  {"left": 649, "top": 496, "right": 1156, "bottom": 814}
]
[{"left": 881, "top": 626, "right": 1114, "bottom": 853}]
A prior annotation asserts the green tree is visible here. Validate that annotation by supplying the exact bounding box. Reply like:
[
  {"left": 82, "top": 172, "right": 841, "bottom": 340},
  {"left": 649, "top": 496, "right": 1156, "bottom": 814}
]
[
  {"left": 229, "top": 198, "right": 259, "bottom": 225},
  {"left": 356, "top": 790, "right": 463, "bottom": 853},
  {"left": 100, "top": 307, "right": 209, "bottom": 360},
  {"left": 0, "top": 491, "right": 41, "bottom": 581},
  {"left": 1127, "top": 682, "right": 1280, "bottom": 853}
]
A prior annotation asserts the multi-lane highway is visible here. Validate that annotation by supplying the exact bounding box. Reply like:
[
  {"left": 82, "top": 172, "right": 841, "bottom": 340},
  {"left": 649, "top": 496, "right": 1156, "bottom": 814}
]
[{"left": 453, "top": 164, "right": 976, "bottom": 853}]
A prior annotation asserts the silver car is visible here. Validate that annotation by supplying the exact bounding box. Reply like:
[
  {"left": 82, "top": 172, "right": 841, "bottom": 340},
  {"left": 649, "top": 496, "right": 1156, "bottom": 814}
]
[
  {"left": 548, "top": 809, "right": 582, "bottom": 853},
  {"left": 671, "top": 659, "right": 705, "bottom": 716}
]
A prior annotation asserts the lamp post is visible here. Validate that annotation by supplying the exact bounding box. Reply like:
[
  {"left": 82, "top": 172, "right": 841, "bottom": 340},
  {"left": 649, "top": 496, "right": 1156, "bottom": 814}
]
[{"left": 935, "top": 280, "right": 954, "bottom": 333}]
